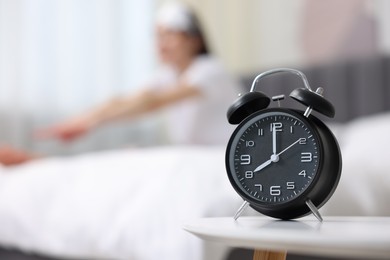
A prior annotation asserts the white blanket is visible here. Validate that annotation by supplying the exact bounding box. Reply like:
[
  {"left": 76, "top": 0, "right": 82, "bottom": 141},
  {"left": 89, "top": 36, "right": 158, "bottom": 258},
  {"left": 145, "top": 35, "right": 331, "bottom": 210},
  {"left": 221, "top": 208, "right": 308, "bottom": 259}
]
[
  {"left": 321, "top": 113, "right": 390, "bottom": 216},
  {"left": 0, "top": 113, "right": 390, "bottom": 259},
  {"left": 0, "top": 147, "right": 241, "bottom": 259}
]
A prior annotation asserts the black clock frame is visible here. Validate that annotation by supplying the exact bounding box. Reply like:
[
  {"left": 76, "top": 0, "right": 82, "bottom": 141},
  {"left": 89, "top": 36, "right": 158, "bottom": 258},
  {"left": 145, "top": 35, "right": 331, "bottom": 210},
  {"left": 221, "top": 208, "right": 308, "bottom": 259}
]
[{"left": 225, "top": 108, "right": 342, "bottom": 220}]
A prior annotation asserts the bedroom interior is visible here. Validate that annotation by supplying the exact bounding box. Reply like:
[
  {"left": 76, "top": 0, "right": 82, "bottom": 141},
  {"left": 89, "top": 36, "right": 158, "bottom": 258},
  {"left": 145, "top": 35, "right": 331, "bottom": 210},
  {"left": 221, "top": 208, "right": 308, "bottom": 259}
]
[{"left": 0, "top": 0, "right": 390, "bottom": 260}]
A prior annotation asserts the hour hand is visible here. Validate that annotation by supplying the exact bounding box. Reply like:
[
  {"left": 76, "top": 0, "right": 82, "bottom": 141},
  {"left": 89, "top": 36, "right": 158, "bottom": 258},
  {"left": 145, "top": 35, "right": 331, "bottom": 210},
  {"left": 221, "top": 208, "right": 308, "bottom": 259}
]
[{"left": 254, "top": 159, "right": 272, "bottom": 173}]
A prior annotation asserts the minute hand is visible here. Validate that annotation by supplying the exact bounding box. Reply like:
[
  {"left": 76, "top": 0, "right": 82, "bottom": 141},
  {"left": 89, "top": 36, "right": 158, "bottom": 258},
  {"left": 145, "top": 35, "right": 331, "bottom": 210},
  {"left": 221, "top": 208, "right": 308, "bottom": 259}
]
[
  {"left": 277, "top": 138, "right": 303, "bottom": 156},
  {"left": 253, "top": 138, "right": 304, "bottom": 173}
]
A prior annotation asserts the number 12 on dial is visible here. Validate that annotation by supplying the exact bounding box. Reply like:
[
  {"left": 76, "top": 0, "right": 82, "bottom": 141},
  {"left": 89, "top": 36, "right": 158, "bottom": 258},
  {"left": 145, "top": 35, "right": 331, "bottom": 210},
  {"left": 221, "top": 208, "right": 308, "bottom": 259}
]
[{"left": 226, "top": 109, "right": 341, "bottom": 220}]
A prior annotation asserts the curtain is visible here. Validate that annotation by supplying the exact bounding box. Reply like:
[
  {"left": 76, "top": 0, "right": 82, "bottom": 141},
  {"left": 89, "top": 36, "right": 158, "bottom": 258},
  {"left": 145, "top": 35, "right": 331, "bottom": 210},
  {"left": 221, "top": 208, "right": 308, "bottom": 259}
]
[{"left": 0, "top": 0, "right": 156, "bottom": 152}]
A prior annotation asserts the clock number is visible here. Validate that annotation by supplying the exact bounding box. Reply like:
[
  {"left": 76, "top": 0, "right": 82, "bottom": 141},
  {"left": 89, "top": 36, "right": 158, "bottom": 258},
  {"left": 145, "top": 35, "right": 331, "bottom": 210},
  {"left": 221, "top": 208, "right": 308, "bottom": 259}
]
[
  {"left": 258, "top": 128, "right": 264, "bottom": 136},
  {"left": 270, "top": 186, "right": 281, "bottom": 196},
  {"left": 246, "top": 140, "right": 255, "bottom": 147},
  {"left": 301, "top": 152, "right": 312, "bottom": 162},
  {"left": 270, "top": 122, "right": 283, "bottom": 132},
  {"left": 298, "top": 170, "right": 307, "bottom": 177},
  {"left": 287, "top": 182, "right": 295, "bottom": 190},
  {"left": 240, "top": 154, "right": 251, "bottom": 165},
  {"left": 299, "top": 138, "right": 307, "bottom": 145},
  {"left": 255, "top": 184, "right": 263, "bottom": 192},
  {"left": 245, "top": 171, "right": 253, "bottom": 179}
]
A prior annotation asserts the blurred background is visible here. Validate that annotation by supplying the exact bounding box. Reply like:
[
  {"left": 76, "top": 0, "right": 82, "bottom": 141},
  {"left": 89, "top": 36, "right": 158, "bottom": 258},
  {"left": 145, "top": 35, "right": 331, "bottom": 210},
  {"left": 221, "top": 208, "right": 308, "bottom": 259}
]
[{"left": 1, "top": 0, "right": 390, "bottom": 155}]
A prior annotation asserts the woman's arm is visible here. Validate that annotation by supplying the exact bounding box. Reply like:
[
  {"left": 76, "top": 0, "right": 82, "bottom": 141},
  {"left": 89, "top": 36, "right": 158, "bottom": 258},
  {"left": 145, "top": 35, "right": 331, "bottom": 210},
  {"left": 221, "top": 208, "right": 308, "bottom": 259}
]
[
  {"left": 36, "top": 85, "right": 202, "bottom": 141},
  {"left": 91, "top": 84, "right": 201, "bottom": 124},
  {"left": 0, "top": 146, "right": 40, "bottom": 166}
]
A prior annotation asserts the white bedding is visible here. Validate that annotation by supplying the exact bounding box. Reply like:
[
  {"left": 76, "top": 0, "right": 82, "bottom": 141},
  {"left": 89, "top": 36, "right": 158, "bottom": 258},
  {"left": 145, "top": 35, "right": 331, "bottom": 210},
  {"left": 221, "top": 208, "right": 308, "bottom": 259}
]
[
  {"left": 0, "top": 113, "right": 389, "bottom": 259},
  {"left": 321, "top": 113, "right": 390, "bottom": 216},
  {"left": 0, "top": 147, "right": 241, "bottom": 259}
]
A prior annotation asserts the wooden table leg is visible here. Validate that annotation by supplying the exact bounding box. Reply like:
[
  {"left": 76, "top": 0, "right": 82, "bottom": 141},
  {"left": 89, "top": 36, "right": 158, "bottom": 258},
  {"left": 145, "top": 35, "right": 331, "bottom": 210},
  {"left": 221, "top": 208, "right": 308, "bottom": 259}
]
[{"left": 253, "top": 250, "right": 287, "bottom": 260}]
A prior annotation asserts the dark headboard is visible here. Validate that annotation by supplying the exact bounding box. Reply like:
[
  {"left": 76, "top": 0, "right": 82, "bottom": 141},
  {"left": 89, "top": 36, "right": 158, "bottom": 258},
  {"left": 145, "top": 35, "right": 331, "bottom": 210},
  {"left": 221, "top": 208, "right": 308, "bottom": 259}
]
[{"left": 240, "top": 56, "right": 390, "bottom": 123}]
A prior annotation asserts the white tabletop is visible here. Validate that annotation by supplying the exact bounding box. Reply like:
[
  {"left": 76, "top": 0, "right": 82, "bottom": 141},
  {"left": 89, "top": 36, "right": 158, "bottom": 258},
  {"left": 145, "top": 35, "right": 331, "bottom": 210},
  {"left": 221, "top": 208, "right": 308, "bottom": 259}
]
[{"left": 184, "top": 216, "right": 390, "bottom": 259}]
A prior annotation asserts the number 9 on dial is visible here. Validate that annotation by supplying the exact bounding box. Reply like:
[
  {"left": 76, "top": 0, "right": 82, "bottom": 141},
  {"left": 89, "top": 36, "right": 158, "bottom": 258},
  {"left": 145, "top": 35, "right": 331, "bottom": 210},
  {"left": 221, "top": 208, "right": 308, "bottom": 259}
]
[{"left": 225, "top": 69, "right": 342, "bottom": 221}]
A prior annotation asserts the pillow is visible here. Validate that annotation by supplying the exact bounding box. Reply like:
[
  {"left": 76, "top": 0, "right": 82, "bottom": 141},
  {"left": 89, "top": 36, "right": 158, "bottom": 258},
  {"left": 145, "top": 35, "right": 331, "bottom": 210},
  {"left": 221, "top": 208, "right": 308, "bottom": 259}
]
[{"left": 321, "top": 112, "right": 390, "bottom": 216}]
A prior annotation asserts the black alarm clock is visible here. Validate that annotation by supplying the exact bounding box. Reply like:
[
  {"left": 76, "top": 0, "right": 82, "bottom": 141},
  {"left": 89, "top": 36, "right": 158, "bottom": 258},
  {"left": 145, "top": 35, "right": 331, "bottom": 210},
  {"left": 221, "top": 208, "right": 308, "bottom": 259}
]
[{"left": 225, "top": 68, "right": 342, "bottom": 221}]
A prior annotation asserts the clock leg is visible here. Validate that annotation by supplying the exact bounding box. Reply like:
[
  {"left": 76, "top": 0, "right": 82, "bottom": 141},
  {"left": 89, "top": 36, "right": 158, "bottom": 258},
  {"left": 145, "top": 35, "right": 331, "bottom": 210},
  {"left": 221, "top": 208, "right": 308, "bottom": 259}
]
[
  {"left": 234, "top": 200, "right": 250, "bottom": 220},
  {"left": 253, "top": 250, "right": 287, "bottom": 260},
  {"left": 306, "top": 199, "right": 323, "bottom": 222}
]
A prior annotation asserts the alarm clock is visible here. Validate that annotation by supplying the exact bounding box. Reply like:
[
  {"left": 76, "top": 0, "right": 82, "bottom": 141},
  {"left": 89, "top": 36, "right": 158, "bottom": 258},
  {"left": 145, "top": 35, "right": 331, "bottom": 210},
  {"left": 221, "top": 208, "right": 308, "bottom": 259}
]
[{"left": 225, "top": 68, "right": 342, "bottom": 222}]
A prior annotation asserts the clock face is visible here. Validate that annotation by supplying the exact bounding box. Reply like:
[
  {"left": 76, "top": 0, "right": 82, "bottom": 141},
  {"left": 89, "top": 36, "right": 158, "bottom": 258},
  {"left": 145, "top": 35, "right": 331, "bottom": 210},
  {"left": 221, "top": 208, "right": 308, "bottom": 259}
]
[{"left": 226, "top": 110, "right": 321, "bottom": 205}]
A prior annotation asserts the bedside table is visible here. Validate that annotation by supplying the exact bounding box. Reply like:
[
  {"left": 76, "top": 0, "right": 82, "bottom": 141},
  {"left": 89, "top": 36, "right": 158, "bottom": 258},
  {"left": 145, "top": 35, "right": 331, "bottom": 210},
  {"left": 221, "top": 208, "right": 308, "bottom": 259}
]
[{"left": 184, "top": 216, "right": 390, "bottom": 260}]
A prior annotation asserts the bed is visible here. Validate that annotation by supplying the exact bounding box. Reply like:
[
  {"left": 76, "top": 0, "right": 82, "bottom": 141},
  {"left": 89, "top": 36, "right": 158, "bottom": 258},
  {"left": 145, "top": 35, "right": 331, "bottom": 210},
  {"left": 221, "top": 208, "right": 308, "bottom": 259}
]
[{"left": 0, "top": 56, "right": 390, "bottom": 260}]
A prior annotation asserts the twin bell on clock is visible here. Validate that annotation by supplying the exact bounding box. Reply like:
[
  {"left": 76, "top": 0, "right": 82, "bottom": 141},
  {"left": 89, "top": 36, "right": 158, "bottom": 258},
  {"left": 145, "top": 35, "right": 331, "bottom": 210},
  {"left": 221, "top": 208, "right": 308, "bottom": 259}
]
[{"left": 225, "top": 68, "right": 342, "bottom": 222}]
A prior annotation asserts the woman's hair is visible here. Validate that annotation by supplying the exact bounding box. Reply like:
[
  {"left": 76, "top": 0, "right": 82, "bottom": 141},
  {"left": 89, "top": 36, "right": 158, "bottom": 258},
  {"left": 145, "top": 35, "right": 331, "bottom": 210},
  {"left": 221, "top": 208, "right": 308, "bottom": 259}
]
[
  {"left": 156, "top": 2, "right": 209, "bottom": 55},
  {"left": 187, "top": 10, "right": 209, "bottom": 54}
]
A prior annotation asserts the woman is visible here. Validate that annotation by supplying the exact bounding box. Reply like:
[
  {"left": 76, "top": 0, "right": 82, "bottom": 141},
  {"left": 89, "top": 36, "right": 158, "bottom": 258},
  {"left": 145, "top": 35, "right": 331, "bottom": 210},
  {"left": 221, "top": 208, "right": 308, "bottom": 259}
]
[{"left": 0, "top": 3, "right": 240, "bottom": 166}]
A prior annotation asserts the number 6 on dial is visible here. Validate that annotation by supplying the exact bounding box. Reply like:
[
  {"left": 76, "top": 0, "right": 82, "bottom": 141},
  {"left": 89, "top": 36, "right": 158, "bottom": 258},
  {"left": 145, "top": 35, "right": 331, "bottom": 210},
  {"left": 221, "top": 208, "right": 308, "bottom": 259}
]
[{"left": 225, "top": 68, "right": 342, "bottom": 222}]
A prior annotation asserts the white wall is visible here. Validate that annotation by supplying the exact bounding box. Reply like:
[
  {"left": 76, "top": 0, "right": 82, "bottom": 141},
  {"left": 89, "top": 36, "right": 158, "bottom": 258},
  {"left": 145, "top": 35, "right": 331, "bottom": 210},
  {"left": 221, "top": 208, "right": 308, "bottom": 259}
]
[
  {"left": 377, "top": 0, "right": 390, "bottom": 54},
  {"left": 180, "top": 0, "right": 390, "bottom": 74}
]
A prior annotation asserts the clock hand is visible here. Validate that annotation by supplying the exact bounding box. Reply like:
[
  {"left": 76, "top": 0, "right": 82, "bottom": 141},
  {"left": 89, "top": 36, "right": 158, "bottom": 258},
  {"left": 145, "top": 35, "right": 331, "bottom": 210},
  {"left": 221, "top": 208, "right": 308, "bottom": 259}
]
[
  {"left": 272, "top": 124, "right": 277, "bottom": 155},
  {"left": 253, "top": 138, "right": 303, "bottom": 173},
  {"left": 277, "top": 138, "right": 303, "bottom": 156},
  {"left": 253, "top": 153, "right": 279, "bottom": 173},
  {"left": 253, "top": 159, "right": 272, "bottom": 172}
]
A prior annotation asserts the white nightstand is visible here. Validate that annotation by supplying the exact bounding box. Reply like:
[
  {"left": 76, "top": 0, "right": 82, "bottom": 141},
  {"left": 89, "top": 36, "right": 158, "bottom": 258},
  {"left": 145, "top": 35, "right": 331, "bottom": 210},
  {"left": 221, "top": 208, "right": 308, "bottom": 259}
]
[{"left": 184, "top": 216, "right": 390, "bottom": 260}]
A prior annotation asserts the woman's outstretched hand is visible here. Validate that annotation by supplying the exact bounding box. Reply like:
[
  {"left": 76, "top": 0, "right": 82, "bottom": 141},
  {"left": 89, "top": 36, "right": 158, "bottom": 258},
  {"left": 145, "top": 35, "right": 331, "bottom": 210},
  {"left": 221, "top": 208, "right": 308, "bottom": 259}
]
[
  {"left": 35, "top": 115, "right": 96, "bottom": 142},
  {"left": 0, "top": 146, "right": 36, "bottom": 166}
]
